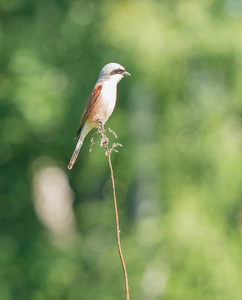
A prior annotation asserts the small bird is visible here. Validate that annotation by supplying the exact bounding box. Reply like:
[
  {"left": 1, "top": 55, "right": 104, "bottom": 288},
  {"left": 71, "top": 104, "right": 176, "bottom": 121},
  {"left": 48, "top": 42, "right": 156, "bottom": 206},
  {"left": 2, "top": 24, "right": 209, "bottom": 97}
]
[{"left": 67, "top": 63, "right": 131, "bottom": 170}]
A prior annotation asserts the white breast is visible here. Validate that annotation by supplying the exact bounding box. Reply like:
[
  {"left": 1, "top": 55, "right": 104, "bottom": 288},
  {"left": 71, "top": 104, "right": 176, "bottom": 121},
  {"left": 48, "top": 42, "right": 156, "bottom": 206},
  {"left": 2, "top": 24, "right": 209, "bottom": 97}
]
[{"left": 99, "top": 79, "right": 117, "bottom": 122}]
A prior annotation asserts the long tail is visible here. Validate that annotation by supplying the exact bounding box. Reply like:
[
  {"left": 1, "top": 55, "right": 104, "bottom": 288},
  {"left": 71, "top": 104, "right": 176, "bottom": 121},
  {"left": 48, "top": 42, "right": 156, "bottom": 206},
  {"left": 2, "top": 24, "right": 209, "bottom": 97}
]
[{"left": 67, "top": 137, "right": 84, "bottom": 170}]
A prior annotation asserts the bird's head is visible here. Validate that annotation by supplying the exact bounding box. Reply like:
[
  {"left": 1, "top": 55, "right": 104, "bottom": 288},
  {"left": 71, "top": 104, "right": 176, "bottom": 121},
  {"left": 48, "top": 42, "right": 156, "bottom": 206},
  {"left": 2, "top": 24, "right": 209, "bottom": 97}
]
[{"left": 98, "top": 63, "right": 131, "bottom": 83}]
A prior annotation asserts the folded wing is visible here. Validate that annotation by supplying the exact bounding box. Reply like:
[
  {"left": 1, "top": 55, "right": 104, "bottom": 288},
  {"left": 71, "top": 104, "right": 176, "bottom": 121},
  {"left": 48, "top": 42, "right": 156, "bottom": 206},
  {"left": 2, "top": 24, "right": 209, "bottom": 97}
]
[{"left": 75, "top": 84, "right": 103, "bottom": 138}]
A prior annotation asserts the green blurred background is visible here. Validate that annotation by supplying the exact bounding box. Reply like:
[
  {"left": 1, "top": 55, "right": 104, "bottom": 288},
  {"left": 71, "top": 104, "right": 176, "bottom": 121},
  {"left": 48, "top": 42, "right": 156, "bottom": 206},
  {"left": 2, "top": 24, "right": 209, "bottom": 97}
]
[{"left": 1, "top": 0, "right": 242, "bottom": 299}]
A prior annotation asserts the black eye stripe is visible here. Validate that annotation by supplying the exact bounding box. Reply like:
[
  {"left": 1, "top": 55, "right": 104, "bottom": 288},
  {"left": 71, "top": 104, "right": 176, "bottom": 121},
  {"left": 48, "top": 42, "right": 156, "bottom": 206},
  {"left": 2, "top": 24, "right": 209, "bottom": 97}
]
[{"left": 110, "top": 68, "right": 124, "bottom": 75}]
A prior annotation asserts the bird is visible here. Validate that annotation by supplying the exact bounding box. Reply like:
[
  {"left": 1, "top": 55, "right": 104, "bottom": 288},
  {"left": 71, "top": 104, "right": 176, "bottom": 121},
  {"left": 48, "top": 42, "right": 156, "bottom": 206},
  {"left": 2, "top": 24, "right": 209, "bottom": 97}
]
[{"left": 67, "top": 62, "right": 131, "bottom": 170}]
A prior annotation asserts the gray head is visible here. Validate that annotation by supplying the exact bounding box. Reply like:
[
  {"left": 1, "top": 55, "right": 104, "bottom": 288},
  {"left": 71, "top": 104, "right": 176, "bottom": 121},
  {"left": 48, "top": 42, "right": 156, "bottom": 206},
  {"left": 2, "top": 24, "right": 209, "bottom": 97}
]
[{"left": 97, "top": 62, "right": 131, "bottom": 83}]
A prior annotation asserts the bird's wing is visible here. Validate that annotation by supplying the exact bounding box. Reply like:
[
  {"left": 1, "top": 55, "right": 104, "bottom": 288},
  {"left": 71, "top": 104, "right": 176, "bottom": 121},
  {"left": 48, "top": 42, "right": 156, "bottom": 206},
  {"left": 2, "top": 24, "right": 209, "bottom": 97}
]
[{"left": 75, "top": 84, "right": 103, "bottom": 138}]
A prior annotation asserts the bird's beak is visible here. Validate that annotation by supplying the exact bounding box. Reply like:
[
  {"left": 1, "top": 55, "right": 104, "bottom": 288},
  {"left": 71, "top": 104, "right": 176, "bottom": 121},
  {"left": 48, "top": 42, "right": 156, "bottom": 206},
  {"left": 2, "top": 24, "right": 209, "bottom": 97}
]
[{"left": 123, "top": 71, "right": 131, "bottom": 77}]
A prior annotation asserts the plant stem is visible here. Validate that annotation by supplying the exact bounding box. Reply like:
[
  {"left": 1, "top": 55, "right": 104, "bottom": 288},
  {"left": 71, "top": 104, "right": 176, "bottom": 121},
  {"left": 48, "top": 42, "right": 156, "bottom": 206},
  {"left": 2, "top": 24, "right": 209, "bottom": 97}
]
[
  {"left": 107, "top": 151, "right": 130, "bottom": 300},
  {"left": 95, "top": 121, "right": 130, "bottom": 299}
]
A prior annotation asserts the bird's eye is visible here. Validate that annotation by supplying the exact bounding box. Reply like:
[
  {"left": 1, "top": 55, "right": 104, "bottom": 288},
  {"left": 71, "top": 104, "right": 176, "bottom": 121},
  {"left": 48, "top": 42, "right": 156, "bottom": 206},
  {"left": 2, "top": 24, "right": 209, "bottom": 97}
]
[{"left": 110, "top": 68, "right": 124, "bottom": 76}]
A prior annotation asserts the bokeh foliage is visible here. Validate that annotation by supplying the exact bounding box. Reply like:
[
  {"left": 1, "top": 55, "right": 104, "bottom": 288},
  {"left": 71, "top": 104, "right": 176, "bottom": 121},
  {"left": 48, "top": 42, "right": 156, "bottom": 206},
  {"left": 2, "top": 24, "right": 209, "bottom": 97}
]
[{"left": 1, "top": 0, "right": 242, "bottom": 299}]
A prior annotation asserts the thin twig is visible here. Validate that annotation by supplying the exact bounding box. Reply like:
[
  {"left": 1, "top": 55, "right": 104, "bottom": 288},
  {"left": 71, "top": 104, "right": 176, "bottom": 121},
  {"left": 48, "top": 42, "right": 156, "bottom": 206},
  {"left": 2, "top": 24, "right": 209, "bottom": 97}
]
[
  {"left": 107, "top": 150, "right": 129, "bottom": 300},
  {"left": 94, "top": 121, "right": 129, "bottom": 300}
]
